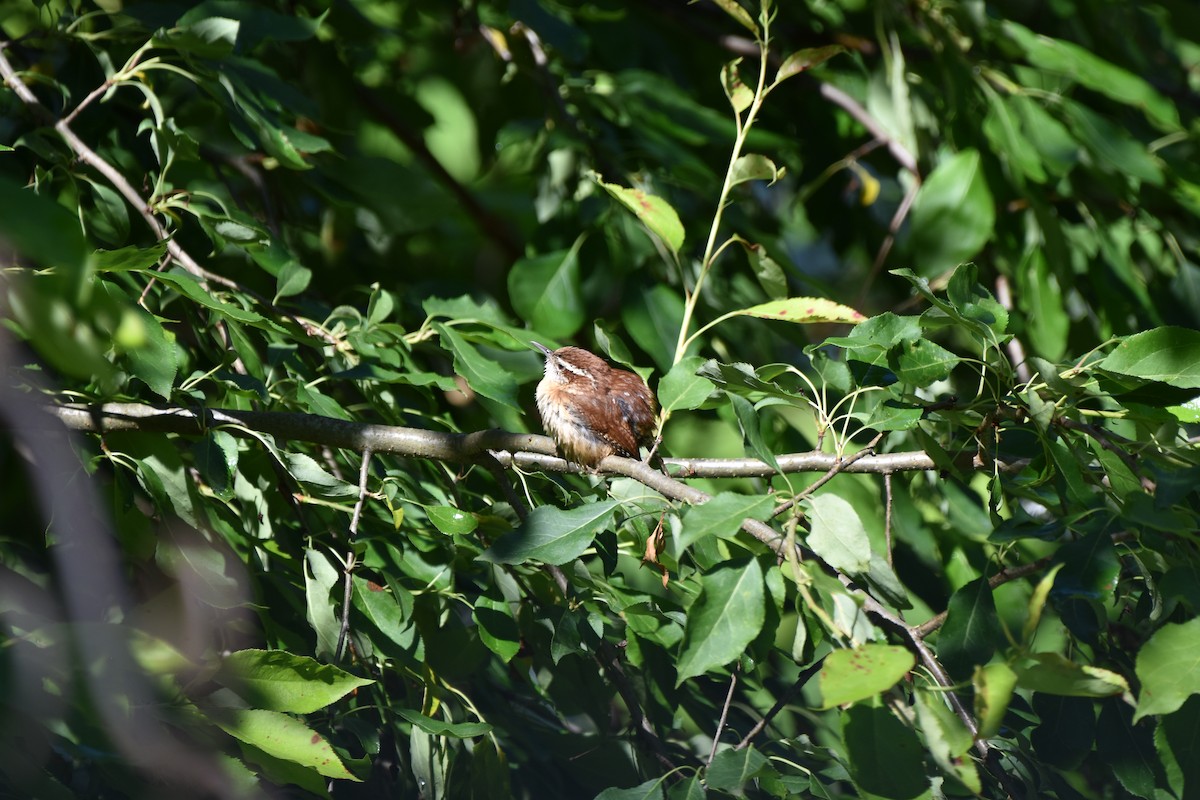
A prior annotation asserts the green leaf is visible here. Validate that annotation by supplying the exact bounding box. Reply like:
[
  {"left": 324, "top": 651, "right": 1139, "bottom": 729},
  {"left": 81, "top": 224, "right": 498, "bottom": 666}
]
[
  {"left": 1158, "top": 697, "right": 1200, "bottom": 799},
  {"left": 728, "top": 393, "right": 780, "bottom": 471},
  {"left": 841, "top": 704, "right": 926, "bottom": 798},
  {"left": 729, "top": 154, "right": 782, "bottom": 187},
  {"left": 731, "top": 237, "right": 788, "bottom": 299},
  {"left": 622, "top": 284, "right": 686, "bottom": 371},
  {"left": 1054, "top": 529, "right": 1120, "bottom": 600},
  {"left": 706, "top": 746, "right": 769, "bottom": 791},
  {"left": 1060, "top": 100, "right": 1162, "bottom": 185},
  {"left": 353, "top": 577, "right": 416, "bottom": 651},
  {"left": 774, "top": 45, "right": 845, "bottom": 85},
  {"left": 1016, "top": 248, "right": 1068, "bottom": 360},
  {"left": 433, "top": 322, "right": 519, "bottom": 407},
  {"left": 470, "top": 737, "right": 512, "bottom": 800},
  {"left": 676, "top": 559, "right": 765, "bottom": 683},
  {"left": 938, "top": 577, "right": 1003, "bottom": 679},
  {"left": 479, "top": 501, "right": 620, "bottom": 565},
  {"left": 281, "top": 451, "right": 358, "bottom": 498},
  {"left": 214, "top": 649, "right": 373, "bottom": 713},
  {"left": 507, "top": 237, "right": 586, "bottom": 339},
  {"left": 93, "top": 244, "right": 168, "bottom": 272},
  {"left": 82, "top": 179, "right": 128, "bottom": 245},
  {"left": 0, "top": 176, "right": 86, "bottom": 274},
  {"left": 594, "top": 779, "right": 664, "bottom": 800},
  {"left": 709, "top": 0, "right": 757, "bottom": 34},
  {"left": 191, "top": 429, "right": 237, "bottom": 498},
  {"left": 274, "top": 260, "right": 312, "bottom": 302},
  {"left": 890, "top": 337, "right": 958, "bottom": 385},
  {"left": 946, "top": 262, "right": 1009, "bottom": 334},
  {"left": 1135, "top": 618, "right": 1200, "bottom": 721},
  {"left": 426, "top": 505, "right": 478, "bottom": 535},
  {"left": 737, "top": 297, "right": 866, "bottom": 325},
  {"left": 1019, "top": 562, "right": 1062, "bottom": 646},
  {"left": 675, "top": 492, "right": 773, "bottom": 554},
  {"left": 915, "top": 689, "right": 980, "bottom": 792},
  {"left": 908, "top": 149, "right": 995, "bottom": 277},
  {"left": 819, "top": 645, "right": 915, "bottom": 708},
  {"left": 1010, "top": 95, "right": 1078, "bottom": 176},
  {"left": 591, "top": 174, "right": 684, "bottom": 254},
  {"left": 805, "top": 493, "right": 871, "bottom": 575},
  {"left": 1017, "top": 653, "right": 1129, "bottom": 697},
  {"left": 1002, "top": 21, "right": 1180, "bottom": 131},
  {"left": 1097, "top": 699, "right": 1161, "bottom": 798},
  {"left": 124, "top": 306, "right": 178, "bottom": 399},
  {"left": 212, "top": 708, "right": 359, "bottom": 781},
  {"left": 1100, "top": 327, "right": 1200, "bottom": 389},
  {"left": 658, "top": 356, "right": 716, "bottom": 414},
  {"left": 397, "top": 709, "right": 491, "bottom": 738},
  {"left": 145, "top": 268, "right": 268, "bottom": 325},
  {"left": 721, "top": 59, "right": 754, "bottom": 114},
  {"left": 473, "top": 597, "right": 520, "bottom": 663},
  {"left": 982, "top": 93, "right": 1048, "bottom": 184},
  {"left": 974, "top": 662, "right": 1018, "bottom": 739},
  {"left": 304, "top": 548, "right": 341, "bottom": 660},
  {"left": 1031, "top": 694, "right": 1095, "bottom": 770}
]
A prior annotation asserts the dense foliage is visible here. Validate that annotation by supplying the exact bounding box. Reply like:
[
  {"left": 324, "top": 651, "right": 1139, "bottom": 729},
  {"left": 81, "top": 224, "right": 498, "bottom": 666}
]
[{"left": 3, "top": 1, "right": 1200, "bottom": 798}]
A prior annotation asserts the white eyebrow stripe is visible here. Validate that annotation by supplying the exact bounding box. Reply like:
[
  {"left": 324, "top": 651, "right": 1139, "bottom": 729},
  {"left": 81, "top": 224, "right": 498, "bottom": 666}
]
[{"left": 557, "top": 358, "right": 590, "bottom": 377}]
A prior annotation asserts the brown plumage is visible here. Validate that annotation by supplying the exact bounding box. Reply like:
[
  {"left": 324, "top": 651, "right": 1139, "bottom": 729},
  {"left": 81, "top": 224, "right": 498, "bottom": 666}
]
[{"left": 533, "top": 343, "right": 657, "bottom": 467}]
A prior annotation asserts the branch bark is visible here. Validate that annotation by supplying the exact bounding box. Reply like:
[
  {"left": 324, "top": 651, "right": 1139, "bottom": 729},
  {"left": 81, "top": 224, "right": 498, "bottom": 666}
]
[{"left": 45, "top": 401, "right": 1023, "bottom": 479}]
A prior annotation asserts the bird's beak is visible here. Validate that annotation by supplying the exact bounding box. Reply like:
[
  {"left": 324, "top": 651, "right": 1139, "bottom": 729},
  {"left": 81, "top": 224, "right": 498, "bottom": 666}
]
[{"left": 532, "top": 342, "right": 553, "bottom": 356}]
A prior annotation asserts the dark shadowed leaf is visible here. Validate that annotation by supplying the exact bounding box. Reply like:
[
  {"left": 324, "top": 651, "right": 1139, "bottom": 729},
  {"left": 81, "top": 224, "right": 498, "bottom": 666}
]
[{"left": 480, "top": 501, "right": 619, "bottom": 565}]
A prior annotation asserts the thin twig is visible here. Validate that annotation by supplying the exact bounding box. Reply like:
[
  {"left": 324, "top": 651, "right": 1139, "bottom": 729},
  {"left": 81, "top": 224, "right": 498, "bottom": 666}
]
[
  {"left": 596, "top": 641, "right": 676, "bottom": 772},
  {"left": 735, "top": 658, "right": 825, "bottom": 750},
  {"left": 883, "top": 472, "right": 894, "bottom": 567},
  {"left": 860, "top": 177, "right": 920, "bottom": 302},
  {"left": 708, "top": 669, "right": 739, "bottom": 767},
  {"left": 995, "top": 275, "right": 1031, "bottom": 384},
  {"left": 818, "top": 82, "right": 918, "bottom": 175},
  {"left": 335, "top": 448, "right": 372, "bottom": 662},
  {"left": 771, "top": 433, "right": 885, "bottom": 519}
]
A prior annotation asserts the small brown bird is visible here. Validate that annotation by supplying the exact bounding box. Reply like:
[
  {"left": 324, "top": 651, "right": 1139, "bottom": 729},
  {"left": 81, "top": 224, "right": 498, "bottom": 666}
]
[{"left": 533, "top": 343, "right": 657, "bottom": 467}]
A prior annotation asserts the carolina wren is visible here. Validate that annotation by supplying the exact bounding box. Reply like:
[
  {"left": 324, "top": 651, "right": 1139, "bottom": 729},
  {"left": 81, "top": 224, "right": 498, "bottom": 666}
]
[{"left": 533, "top": 343, "right": 657, "bottom": 467}]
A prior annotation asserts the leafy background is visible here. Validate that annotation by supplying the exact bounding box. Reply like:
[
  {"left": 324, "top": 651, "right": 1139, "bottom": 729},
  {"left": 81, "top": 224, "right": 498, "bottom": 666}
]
[{"left": 3, "top": 0, "right": 1200, "bottom": 798}]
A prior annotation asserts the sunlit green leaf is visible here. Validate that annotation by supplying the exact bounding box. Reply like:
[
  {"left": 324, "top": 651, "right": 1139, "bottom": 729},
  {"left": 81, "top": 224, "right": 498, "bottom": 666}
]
[
  {"left": 675, "top": 492, "right": 773, "bottom": 553},
  {"left": 676, "top": 559, "right": 765, "bottom": 683},
  {"left": 819, "top": 645, "right": 915, "bottom": 707},
  {"left": 214, "top": 649, "right": 373, "bottom": 713},
  {"left": 1100, "top": 327, "right": 1200, "bottom": 389},
  {"left": 591, "top": 174, "right": 684, "bottom": 254},
  {"left": 909, "top": 149, "right": 995, "bottom": 277},
  {"left": 1135, "top": 618, "right": 1200, "bottom": 721}
]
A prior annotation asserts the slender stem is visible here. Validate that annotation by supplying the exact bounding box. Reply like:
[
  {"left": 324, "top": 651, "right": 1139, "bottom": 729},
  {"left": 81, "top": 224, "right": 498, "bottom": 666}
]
[
  {"left": 335, "top": 448, "right": 373, "bottom": 661},
  {"left": 708, "top": 670, "right": 738, "bottom": 767},
  {"left": 735, "top": 658, "right": 824, "bottom": 750},
  {"left": 884, "top": 472, "right": 894, "bottom": 568},
  {"left": 673, "top": 20, "right": 773, "bottom": 366}
]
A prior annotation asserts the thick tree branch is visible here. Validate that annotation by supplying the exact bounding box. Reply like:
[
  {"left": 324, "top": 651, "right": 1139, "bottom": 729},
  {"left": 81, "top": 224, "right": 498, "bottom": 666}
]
[{"left": 45, "top": 402, "right": 1023, "bottom": 479}]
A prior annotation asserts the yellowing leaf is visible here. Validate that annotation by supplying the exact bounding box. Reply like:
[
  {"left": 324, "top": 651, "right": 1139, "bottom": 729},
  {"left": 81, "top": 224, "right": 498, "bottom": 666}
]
[
  {"left": 739, "top": 297, "right": 865, "bottom": 324},
  {"left": 591, "top": 174, "right": 685, "bottom": 254}
]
